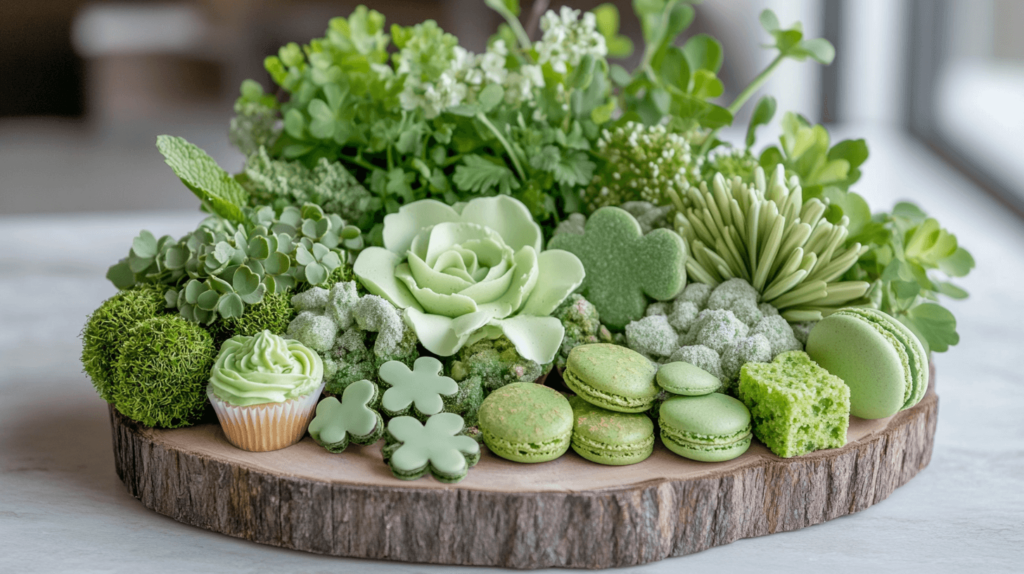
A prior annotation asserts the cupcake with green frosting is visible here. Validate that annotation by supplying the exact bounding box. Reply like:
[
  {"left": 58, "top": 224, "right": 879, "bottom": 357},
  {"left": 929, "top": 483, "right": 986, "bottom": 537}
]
[{"left": 207, "top": 330, "right": 324, "bottom": 451}]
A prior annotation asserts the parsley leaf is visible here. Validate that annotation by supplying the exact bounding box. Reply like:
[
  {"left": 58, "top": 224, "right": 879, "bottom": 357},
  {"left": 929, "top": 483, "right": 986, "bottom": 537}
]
[{"left": 453, "top": 155, "right": 520, "bottom": 195}]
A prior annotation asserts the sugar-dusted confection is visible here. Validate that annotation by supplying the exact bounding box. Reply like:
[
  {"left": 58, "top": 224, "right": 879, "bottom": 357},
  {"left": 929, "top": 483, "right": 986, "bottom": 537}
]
[
  {"left": 739, "top": 351, "right": 850, "bottom": 458},
  {"left": 307, "top": 380, "right": 384, "bottom": 453},
  {"left": 668, "top": 345, "right": 725, "bottom": 383},
  {"left": 806, "top": 308, "right": 928, "bottom": 419},
  {"left": 682, "top": 309, "right": 750, "bottom": 354},
  {"left": 382, "top": 413, "right": 480, "bottom": 483},
  {"left": 625, "top": 315, "right": 678, "bottom": 359},
  {"left": 548, "top": 207, "right": 687, "bottom": 331},
  {"left": 569, "top": 396, "right": 654, "bottom": 466},
  {"left": 751, "top": 315, "right": 803, "bottom": 357},
  {"left": 563, "top": 344, "right": 660, "bottom": 413},
  {"left": 721, "top": 335, "right": 772, "bottom": 383},
  {"left": 659, "top": 393, "right": 752, "bottom": 462},
  {"left": 656, "top": 361, "right": 722, "bottom": 396},
  {"left": 378, "top": 356, "right": 459, "bottom": 420},
  {"left": 478, "top": 383, "right": 573, "bottom": 463}
]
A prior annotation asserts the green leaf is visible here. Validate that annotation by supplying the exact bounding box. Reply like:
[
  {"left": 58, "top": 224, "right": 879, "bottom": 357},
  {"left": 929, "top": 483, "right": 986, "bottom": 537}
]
[
  {"left": 682, "top": 34, "right": 723, "bottom": 74},
  {"left": 746, "top": 95, "right": 776, "bottom": 149},
  {"left": 218, "top": 292, "right": 245, "bottom": 319},
  {"left": 690, "top": 69, "right": 724, "bottom": 100},
  {"left": 208, "top": 276, "right": 232, "bottom": 294},
  {"left": 248, "top": 236, "right": 270, "bottom": 260},
  {"left": 197, "top": 289, "right": 221, "bottom": 312},
  {"left": 184, "top": 280, "right": 205, "bottom": 305},
  {"left": 453, "top": 155, "right": 520, "bottom": 195},
  {"left": 935, "top": 281, "right": 969, "bottom": 299},
  {"left": 283, "top": 109, "right": 306, "bottom": 139},
  {"left": 312, "top": 242, "right": 331, "bottom": 260},
  {"left": 478, "top": 83, "right": 505, "bottom": 113},
  {"left": 659, "top": 47, "right": 690, "bottom": 93},
  {"left": 759, "top": 9, "right": 780, "bottom": 32},
  {"left": 906, "top": 302, "right": 959, "bottom": 352},
  {"left": 484, "top": 0, "right": 519, "bottom": 17},
  {"left": 295, "top": 245, "right": 315, "bottom": 266},
  {"left": 305, "top": 262, "right": 328, "bottom": 285},
  {"left": 233, "top": 265, "right": 260, "bottom": 296},
  {"left": 156, "top": 135, "right": 249, "bottom": 223},
  {"left": 131, "top": 231, "right": 158, "bottom": 259},
  {"left": 795, "top": 38, "right": 836, "bottom": 65},
  {"left": 821, "top": 188, "right": 871, "bottom": 238},
  {"left": 938, "top": 247, "right": 975, "bottom": 278},
  {"left": 595, "top": 3, "right": 634, "bottom": 58},
  {"left": 106, "top": 261, "right": 136, "bottom": 289}
]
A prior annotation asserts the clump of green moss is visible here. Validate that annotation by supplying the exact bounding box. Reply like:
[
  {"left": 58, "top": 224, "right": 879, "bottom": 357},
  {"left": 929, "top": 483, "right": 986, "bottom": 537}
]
[
  {"left": 81, "top": 285, "right": 166, "bottom": 402},
  {"left": 296, "top": 260, "right": 357, "bottom": 294},
  {"left": 110, "top": 315, "right": 216, "bottom": 428},
  {"left": 210, "top": 291, "right": 295, "bottom": 342}
]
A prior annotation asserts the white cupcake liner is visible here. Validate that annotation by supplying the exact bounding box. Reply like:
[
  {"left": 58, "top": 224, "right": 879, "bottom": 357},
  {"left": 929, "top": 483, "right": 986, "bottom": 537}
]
[{"left": 208, "top": 381, "right": 325, "bottom": 452}]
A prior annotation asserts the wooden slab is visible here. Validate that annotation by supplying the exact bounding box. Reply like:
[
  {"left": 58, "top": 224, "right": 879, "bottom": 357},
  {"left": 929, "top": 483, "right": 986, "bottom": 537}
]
[{"left": 110, "top": 370, "right": 938, "bottom": 569}]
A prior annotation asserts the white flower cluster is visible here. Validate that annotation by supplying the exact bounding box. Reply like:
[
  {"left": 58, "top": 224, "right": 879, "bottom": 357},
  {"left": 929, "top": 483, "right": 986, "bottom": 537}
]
[
  {"left": 535, "top": 6, "right": 608, "bottom": 74},
  {"left": 394, "top": 34, "right": 544, "bottom": 119}
]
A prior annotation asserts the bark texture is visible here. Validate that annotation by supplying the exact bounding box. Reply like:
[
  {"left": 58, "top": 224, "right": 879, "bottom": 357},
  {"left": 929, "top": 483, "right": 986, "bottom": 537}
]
[{"left": 110, "top": 375, "right": 938, "bottom": 569}]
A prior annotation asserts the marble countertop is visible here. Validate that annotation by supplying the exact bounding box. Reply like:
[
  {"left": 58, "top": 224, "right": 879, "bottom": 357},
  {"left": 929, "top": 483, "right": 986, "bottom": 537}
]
[{"left": 1, "top": 126, "right": 1021, "bottom": 573}]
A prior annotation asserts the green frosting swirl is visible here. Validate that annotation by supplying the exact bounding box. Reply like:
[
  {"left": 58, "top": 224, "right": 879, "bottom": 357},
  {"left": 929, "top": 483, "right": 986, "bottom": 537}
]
[{"left": 210, "top": 330, "right": 323, "bottom": 406}]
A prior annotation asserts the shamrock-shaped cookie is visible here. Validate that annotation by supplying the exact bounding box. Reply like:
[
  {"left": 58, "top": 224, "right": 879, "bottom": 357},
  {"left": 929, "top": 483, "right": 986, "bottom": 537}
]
[
  {"left": 549, "top": 207, "right": 687, "bottom": 331},
  {"left": 307, "top": 380, "right": 384, "bottom": 453},
  {"left": 379, "top": 357, "right": 459, "bottom": 420},
  {"left": 382, "top": 413, "right": 480, "bottom": 482}
]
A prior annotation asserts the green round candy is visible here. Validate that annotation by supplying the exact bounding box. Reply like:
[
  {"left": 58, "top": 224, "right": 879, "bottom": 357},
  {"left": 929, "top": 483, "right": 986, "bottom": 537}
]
[
  {"left": 563, "top": 344, "right": 659, "bottom": 413},
  {"left": 806, "top": 308, "right": 927, "bottom": 419},
  {"left": 659, "top": 393, "right": 752, "bottom": 462},
  {"left": 478, "top": 383, "right": 573, "bottom": 463},
  {"left": 569, "top": 396, "right": 654, "bottom": 466},
  {"left": 656, "top": 361, "right": 722, "bottom": 396}
]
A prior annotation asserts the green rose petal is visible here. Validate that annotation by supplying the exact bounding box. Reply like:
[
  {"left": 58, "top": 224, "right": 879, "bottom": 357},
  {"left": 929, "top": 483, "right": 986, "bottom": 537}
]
[
  {"left": 460, "top": 195, "right": 543, "bottom": 253},
  {"left": 407, "top": 251, "right": 472, "bottom": 295},
  {"left": 397, "top": 264, "right": 479, "bottom": 317},
  {"left": 384, "top": 200, "right": 461, "bottom": 254}
]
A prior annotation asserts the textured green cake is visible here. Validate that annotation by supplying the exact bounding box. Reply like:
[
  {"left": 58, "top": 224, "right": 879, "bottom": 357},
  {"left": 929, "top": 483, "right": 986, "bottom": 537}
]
[{"left": 738, "top": 351, "right": 850, "bottom": 458}]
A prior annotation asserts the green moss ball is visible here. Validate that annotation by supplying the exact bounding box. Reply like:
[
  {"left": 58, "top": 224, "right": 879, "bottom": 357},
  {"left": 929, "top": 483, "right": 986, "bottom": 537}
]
[
  {"left": 210, "top": 290, "right": 295, "bottom": 342},
  {"left": 110, "top": 315, "right": 216, "bottom": 428},
  {"left": 81, "top": 285, "right": 166, "bottom": 402}
]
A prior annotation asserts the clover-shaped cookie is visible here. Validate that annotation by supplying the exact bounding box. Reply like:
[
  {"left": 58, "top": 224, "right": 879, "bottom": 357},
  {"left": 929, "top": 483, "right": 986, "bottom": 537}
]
[
  {"left": 378, "top": 356, "right": 459, "bottom": 420},
  {"left": 307, "top": 380, "right": 384, "bottom": 453},
  {"left": 382, "top": 413, "right": 480, "bottom": 482},
  {"left": 549, "top": 207, "right": 687, "bottom": 331}
]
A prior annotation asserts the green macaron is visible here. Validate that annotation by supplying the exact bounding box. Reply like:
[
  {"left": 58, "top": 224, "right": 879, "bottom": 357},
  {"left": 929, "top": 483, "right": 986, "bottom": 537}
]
[
  {"left": 563, "top": 344, "right": 659, "bottom": 413},
  {"left": 478, "top": 383, "right": 573, "bottom": 463},
  {"left": 806, "top": 308, "right": 928, "bottom": 419},
  {"left": 569, "top": 396, "right": 655, "bottom": 466},
  {"left": 656, "top": 361, "right": 722, "bottom": 396},
  {"left": 659, "top": 393, "right": 752, "bottom": 462}
]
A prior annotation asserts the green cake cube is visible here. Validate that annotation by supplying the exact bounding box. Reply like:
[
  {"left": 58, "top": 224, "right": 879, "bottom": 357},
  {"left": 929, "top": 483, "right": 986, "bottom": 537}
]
[{"left": 738, "top": 351, "right": 850, "bottom": 458}]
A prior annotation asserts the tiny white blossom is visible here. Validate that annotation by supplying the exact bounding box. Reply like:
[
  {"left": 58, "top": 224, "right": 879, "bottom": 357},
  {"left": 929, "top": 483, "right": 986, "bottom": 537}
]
[{"left": 536, "top": 7, "right": 607, "bottom": 74}]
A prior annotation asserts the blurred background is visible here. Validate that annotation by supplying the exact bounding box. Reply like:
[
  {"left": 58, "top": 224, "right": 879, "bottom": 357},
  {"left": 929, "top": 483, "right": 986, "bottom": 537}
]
[{"left": 0, "top": 0, "right": 1022, "bottom": 216}]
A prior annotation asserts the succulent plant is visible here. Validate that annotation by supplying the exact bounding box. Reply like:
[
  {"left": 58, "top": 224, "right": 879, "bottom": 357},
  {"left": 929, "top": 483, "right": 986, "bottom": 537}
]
[
  {"left": 108, "top": 203, "right": 360, "bottom": 325},
  {"left": 667, "top": 165, "right": 870, "bottom": 321}
]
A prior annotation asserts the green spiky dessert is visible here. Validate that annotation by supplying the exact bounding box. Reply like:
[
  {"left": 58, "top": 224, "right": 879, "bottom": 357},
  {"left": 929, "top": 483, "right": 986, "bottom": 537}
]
[{"left": 738, "top": 351, "right": 850, "bottom": 458}]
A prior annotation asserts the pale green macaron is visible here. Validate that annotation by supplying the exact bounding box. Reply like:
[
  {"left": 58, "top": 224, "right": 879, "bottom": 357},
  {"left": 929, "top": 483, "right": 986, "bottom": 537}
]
[
  {"left": 659, "top": 393, "right": 752, "bottom": 462},
  {"left": 656, "top": 361, "right": 722, "bottom": 396},
  {"left": 478, "top": 383, "right": 573, "bottom": 463},
  {"left": 563, "top": 344, "right": 659, "bottom": 413},
  {"left": 806, "top": 308, "right": 928, "bottom": 419},
  {"left": 569, "top": 396, "right": 655, "bottom": 466}
]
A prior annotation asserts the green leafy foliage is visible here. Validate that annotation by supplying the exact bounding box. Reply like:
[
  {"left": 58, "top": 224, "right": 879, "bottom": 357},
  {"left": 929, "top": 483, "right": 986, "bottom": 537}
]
[
  {"left": 156, "top": 136, "right": 249, "bottom": 223},
  {"left": 758, "top": 9, "right": 835, "bottom": 64},
  {"left": 846, "top": 202, "right": 974, "bottom": 353},
  {"left": 110, "top": 315, "right": 216, "bottom": 428},
  {"left": 594, "top": 4, "right": 634, "bottom": 58}
]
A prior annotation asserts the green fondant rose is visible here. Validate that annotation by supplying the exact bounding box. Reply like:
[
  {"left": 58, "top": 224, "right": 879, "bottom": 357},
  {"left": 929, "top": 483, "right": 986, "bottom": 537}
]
[
  {"left": 353, "top": 196, "right": 585, "bottom": 363},
  {"left": 210, "top": 330, "right": 323, "bottom": 406}
]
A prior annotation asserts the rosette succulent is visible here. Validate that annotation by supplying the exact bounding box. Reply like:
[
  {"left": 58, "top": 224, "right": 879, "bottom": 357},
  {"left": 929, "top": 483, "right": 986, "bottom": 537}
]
[{"left": 354, "top": 195, "right": 585, "bottom": 363}]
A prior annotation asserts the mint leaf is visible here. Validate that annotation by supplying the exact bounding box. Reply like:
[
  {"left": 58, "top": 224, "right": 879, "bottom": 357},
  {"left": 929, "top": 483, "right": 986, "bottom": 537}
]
[
  {"left": 156, "top": 135, "right": 249, "bottom": 223},
  {"left": 906, "top": 302, "right": 959, "bottom": 353},
  {"left": 453, "top": 155, "right": 520, "bottom": 195}
]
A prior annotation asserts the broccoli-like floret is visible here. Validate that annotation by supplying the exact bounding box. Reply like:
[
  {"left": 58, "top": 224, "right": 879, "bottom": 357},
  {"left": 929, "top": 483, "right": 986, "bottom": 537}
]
[
  {"left": 625, "top": 315, "right": 678, "bottom": 358},
  {"left": 668, "top": 299, "right": 700, "bottom": 332},
  {"left": 327, "top": 281, "right": 359, "bottom": 330},
  {"left": 791, "top": 321, "right": 816, "bottom": 346},
  {"left": 211, "top": 290, "right": 295, "bottom": 343},
  {"left": 645, "top": 302, "right": 670, "bottom": 316},
  {"left": 229, "top": 103, "right": 278, "bottom": 157},
  {"left": 291, "top": 286, "right": 329, "bottom": 312},
  {"left": 353, "top": 295, "right": 408, "bottom": 356},
  {"left": 707, "top": 278, "right": 759, "bottom": 310},
  {"left": 721, "top": 334, "right": 773, "bottom": 384},
  {"left": 668, "top": 345, "right": 725, "bottom": 383},
  {"left": 551, "top": 294, "right": 614, "bottom": 369},
  {"left": 752, "top": 315, "right": 804, "bottom": 356},
  {"left": 449, "top": 336, "right": 544, "bottom": 392},
  {"left": 759, "top": 302, "right": 780, "bottom": 318},
  {"left": 620, "top": 201, "right": 674, "bottom": 234},
  {"left": 287, "top": 311, "right": 337, "bottom": 352},
  {"left": 683, "top": 309, "right": 749, "bottom": 354},
  {"left": 677, "top": 282, "right": 712, "bottom": 308}
]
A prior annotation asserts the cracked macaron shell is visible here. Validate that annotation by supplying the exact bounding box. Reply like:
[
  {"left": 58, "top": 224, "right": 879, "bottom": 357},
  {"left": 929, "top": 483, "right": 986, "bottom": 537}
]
[
  {"left": 478, "top": 382, "right": 573, "bottom": 463},
  {"left": 569, "top": 396, "right": 654, "bottom": 465},
  {"left": 806, "top": 308, "right": 927, "bottom": 419},
  {"left": 564, "top": 344, "right": 659, "bottom": 412}
]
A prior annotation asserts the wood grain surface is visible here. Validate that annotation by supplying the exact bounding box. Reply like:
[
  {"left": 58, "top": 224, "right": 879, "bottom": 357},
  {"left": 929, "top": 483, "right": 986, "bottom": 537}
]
[{"left": 110, "top": 370, "right": 938, "bottom": 569}]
